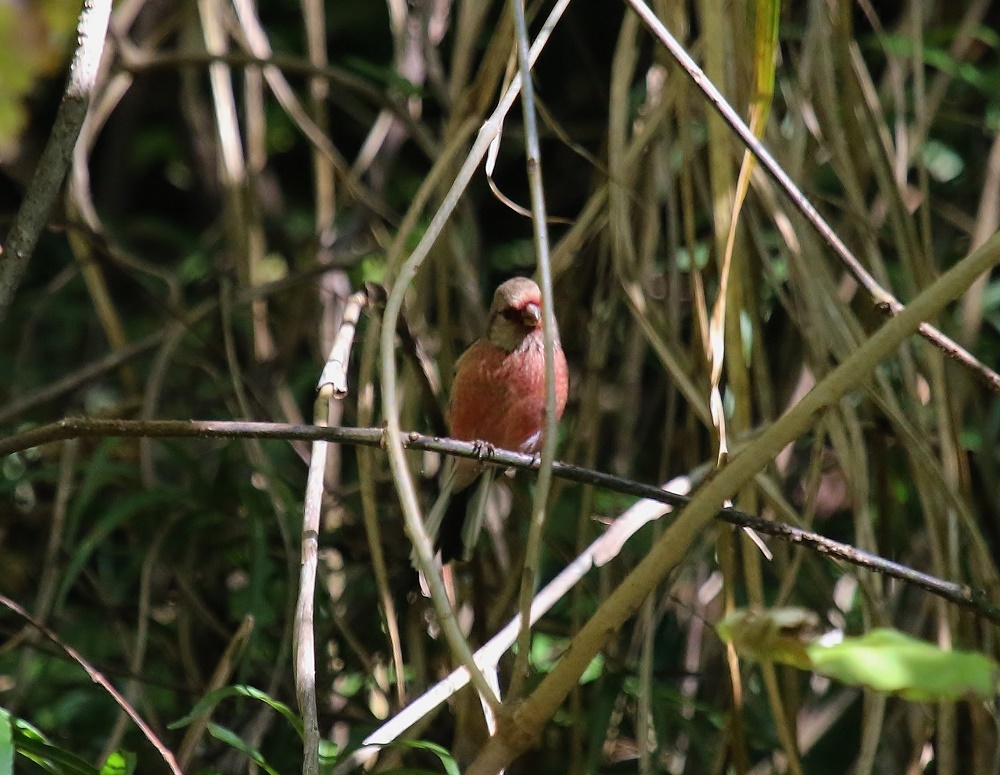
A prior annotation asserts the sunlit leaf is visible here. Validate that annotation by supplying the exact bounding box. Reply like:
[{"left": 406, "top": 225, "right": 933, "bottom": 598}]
[
  {"left": 719, "top": 609, "right": 1000, "bottom": 700},
  {"left": 922, "top": 139, "right": 964, "bottom": 183},
  {"left": 808, "top": 629, "right": 999, "bottom": 701},
  {"left": 0, "top": 2, "right": 77, "bottom": 152},
  {"left": 99, "top": 751, "right": 135, "bottom": 775},
  {"left": 716, "top": 608, "right": 819, "bottom": 669},
  {"left": 0, "top": 710, "right": 12, "bottom": 775}
]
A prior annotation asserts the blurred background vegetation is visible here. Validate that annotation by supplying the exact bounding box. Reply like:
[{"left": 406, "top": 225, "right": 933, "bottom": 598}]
[{"left": 2, "top": 0, "right": 1000, "bottom": 773}]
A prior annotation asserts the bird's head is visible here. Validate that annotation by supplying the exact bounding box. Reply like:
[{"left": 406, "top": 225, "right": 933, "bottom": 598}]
[{"left": 486, "top": 277, "right": 548, "bottom": 352}]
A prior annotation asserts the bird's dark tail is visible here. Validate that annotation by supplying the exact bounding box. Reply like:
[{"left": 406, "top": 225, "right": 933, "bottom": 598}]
[
  {"left": 435, "top": 486, "right": 472, "bottom": 563},
  {"left": 437, "top": 469, "right": 495, "bottom": 563}
]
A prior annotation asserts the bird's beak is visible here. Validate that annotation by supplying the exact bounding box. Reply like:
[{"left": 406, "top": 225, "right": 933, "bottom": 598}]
[{"left": 521, "top": 302, "right": 541, "bottom": 327}]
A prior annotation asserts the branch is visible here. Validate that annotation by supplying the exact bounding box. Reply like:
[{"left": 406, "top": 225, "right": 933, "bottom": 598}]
[
  {"left": 1, "top": 406, "right": 994, "bottom": 771},
  {"left": 508, "top": 0, "right": 559, "bottom": 700},
  {"left": 0, "top": 417, "right": 995, "bottom": 625},
  {"left": 294, "top": 393, "right": 330, "bottom": 775},
  {"left": 0, "top": 0, "right": 112, "bottom": 326}
]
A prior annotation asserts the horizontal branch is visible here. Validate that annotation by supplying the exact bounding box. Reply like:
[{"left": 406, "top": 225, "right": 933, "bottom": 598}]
[{"left": 1, "top": 417, "right": 997, "bottom": 623}]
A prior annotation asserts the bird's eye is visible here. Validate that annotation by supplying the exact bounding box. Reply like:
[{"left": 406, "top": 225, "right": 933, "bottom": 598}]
[{"left": 498, "top": 303, "right": 541, "bottom": 328}]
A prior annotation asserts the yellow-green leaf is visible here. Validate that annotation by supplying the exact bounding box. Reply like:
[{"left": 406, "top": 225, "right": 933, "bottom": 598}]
[{"left": 807, "top": 629, "right": 999, "bottom": 702}]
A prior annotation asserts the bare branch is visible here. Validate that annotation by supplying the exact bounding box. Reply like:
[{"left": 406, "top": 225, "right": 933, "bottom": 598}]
[
  {"left": 0, "top": 0, "right": 112, "bottom": 326},
  {"left": 0, "top": 416, "right": 995, "bottom": 626}
]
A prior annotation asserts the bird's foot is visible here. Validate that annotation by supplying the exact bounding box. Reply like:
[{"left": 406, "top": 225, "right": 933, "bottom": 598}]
[{"left": 472, "top": 440, "right": 497, "bottom": 463}]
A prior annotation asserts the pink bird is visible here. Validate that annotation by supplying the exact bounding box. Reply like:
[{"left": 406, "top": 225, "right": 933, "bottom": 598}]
[{"left": 427, "top": 277, "right": 569, "bottom": 562}]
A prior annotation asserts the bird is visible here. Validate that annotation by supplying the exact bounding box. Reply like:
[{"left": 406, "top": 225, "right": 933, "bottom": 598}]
[{"left": 424, "top": 277, "right": 569, "bottom": 563}]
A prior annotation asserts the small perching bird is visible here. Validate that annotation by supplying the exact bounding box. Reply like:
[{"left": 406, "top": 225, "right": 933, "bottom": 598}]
[{"left": 424, "top": 277, "right": 569, "bottom": 563}]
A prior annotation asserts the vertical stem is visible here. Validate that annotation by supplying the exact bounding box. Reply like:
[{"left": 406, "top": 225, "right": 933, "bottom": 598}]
[{"left": 508, "top": 0, "right": 560, "bottom": 701}]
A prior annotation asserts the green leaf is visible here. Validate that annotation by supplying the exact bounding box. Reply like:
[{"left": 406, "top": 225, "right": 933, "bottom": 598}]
[
  {"left": 922, "top": 139, "right": 964, "bottom": 183},
  {"left": 386, "top": 740, "right": 460, "bottom": 775},
  {"left": 319, "top": 739, "right": 339, "bottom": 766},
  {"left": 718, "top": 609, "right": 1000, "bottom": 700},
  {"left": 579, "top": 652, "right": 605, "bottom": 685},
  {"left": 716, "top": 608, "right": 819, "bottom": 669},
  {"left": 206, "top": 723, "right": 280, "bottom": 775},
  {"left": 0, "top": 710, "right": 13, "bottom": 775},
  {"left": 0, "top": 3, "right": 77, "bottom": 148},
  {"left": 807, "top": 629, "right": 999, "bottom": 701},
  {"left": 9, "top": 719, "right": 100, "bottom": 775},
  {"left": 170, "top": 685, "right": 304, "bottom": 739},
  {"left": 99, "top": 751, "right": 136, "bottom": 775},
  {"left": 358, "top": 253, "right": 386, "bottom": 285},
  {"left": 675, "top": 243, "right": 710, "bottom": 271}
]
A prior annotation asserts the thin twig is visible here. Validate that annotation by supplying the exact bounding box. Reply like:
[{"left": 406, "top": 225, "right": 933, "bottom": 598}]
[
  {"left": 295, "top": 391, "right": 330, "bottom": 775},
  {"left": 377, "top": 0, "right": 573, "bottom": 715},
  {"left": 0, "top": 592, "right": 183, "bottom": 775},
  {"left": 318, "top": 291, "right": 369, "bottom": 397},
  {"left": 356, "top": 315, "right": 408, "bottom": 710}
]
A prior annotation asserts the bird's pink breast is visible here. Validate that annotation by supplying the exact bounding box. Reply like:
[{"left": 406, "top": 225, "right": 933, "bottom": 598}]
[{"left": 447, "top": 336, "right": 568, "bottom": 455}]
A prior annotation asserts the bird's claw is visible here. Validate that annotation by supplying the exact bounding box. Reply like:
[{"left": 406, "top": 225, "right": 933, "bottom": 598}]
[{"left": 472, "top": 440, "right": 496, "bottom": 462}]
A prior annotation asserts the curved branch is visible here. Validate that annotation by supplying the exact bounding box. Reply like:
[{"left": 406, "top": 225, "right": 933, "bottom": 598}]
[{"left": 376, "top": 0, "right": 574, "bottom": 713}]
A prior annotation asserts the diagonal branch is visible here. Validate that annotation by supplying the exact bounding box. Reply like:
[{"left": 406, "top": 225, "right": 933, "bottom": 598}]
[
  {"left": 0, "top": 592, "right": 182, "bottom": 775},
  {"left": 465, "top": 202, "right": 1000, "bottom": 775},
  {"left": 623, "top": 0, "right": 1000, "bottom": 396},
  {"left": 0, "top": 0, "right": 113, "bottom": 326}
]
